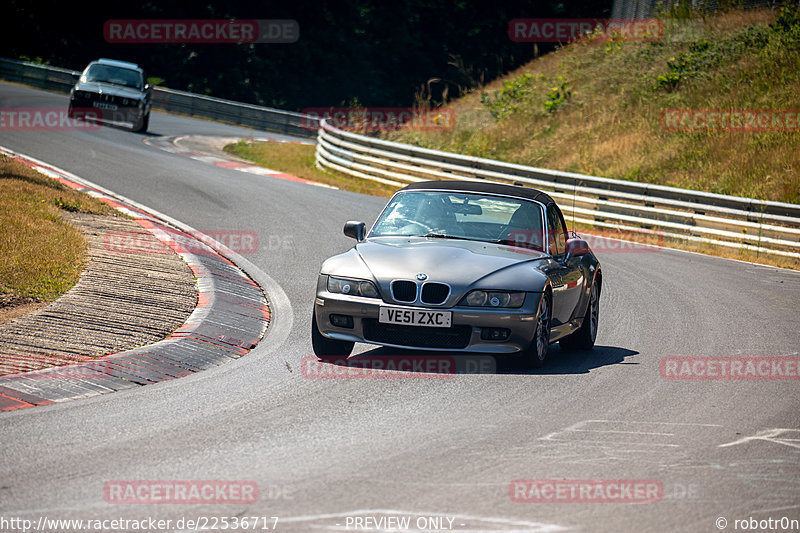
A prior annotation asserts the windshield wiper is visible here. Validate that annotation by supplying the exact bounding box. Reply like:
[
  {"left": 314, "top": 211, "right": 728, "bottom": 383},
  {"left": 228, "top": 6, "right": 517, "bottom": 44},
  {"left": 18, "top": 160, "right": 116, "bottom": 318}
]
[
  {"left": 422, "top": 233, "right": 475, "bottom": 241},
  {"left": 491, "top": 238, "right": 543, "bottom": 250}
]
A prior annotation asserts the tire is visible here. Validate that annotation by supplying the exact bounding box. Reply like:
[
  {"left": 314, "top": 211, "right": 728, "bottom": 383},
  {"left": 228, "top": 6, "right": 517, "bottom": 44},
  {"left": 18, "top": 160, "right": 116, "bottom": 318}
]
[
  {"left": 67, "top": 104, "right": 75, "bottom": 119},
  {"left": 560, "top": 279, "right": 600, "bottom": 351},
  {"left": 132, "top": 111, "right": 149, "bottom": 133},
  {"left": 525, "top": 292, "right": 552, "bottom": 368},
  {"left": 311, "top": 312, "right": 354, "bottom": 361}
]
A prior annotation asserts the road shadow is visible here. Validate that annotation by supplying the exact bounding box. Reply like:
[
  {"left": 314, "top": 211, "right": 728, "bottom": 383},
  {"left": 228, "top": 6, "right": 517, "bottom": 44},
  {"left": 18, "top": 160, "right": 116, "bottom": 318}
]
[
  {"left": 74, "top": 115, "right": 153, "bottom": 135},
  {"left": 517, "top": 344, "right": 640, "bottom": 375},
  {"left": 312, "top": 344, "right": 639, "bottom": 377}
]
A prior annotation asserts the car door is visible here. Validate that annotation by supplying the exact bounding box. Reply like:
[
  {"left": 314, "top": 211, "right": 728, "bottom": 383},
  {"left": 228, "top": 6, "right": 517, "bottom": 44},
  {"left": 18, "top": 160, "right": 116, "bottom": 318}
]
[{"left": 545, "top": 204, "right": 583, "bottom": 326}]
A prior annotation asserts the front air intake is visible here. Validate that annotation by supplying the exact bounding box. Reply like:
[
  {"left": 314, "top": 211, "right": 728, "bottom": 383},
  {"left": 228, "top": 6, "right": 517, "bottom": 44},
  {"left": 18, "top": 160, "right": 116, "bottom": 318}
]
[
  {"left": 391, "top": 280, "right": 417, "bottom": 302},
  {"left": 421, "top": 282, "right": 450, "bottom": 304}
]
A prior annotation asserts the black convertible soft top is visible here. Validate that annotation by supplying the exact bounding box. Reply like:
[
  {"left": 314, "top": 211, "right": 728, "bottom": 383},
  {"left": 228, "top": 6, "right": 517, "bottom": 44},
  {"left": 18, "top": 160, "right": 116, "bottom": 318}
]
[{"left": 402, "top": 180, "right": 557, "bottom": 208}]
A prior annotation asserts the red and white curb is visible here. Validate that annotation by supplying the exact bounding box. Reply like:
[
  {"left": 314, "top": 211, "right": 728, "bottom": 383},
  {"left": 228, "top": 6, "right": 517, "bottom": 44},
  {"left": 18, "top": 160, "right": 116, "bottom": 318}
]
[
  {"left": 144, "top": 135, "right": 337, "bottom": 189},
  {"left": 0, "top": 146, "right": 272, "bottom": 412}
]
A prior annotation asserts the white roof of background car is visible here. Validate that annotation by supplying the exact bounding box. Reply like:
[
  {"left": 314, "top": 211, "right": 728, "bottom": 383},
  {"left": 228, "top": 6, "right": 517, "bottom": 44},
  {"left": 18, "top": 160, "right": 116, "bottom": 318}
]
[{"left": 94, "top": 58, "right": 142, "bottom": 72}]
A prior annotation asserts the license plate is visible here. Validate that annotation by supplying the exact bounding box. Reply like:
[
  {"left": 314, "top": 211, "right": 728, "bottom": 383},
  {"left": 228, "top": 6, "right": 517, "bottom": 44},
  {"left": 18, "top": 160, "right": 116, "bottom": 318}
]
[
  {"left": 379, "top": 307, "right": 452, "bottom": 328},
  {"left": 93, "top": 102, "right": 118, "bottom": 110}
]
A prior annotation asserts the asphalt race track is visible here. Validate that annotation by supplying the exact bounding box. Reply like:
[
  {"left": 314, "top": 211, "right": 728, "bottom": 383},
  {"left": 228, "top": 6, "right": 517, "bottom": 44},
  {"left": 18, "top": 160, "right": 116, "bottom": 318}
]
[{"left": 1, "top": 82, "right": 799, "bottom": 533}]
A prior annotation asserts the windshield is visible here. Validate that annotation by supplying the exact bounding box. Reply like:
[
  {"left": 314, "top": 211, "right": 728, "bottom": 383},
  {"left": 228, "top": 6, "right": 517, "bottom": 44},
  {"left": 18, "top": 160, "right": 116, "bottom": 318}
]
[
  {"left": 83, "top": 64, "right": 143, "bottom": 89},
  {"left": 370, "top": 190, "right": 546, "bottom": 251}
]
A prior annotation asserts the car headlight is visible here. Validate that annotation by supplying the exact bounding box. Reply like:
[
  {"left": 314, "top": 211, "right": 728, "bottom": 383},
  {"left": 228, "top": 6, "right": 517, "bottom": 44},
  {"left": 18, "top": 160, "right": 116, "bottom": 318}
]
[
  {"left": 460, "top": 290, "right": 525, "bottom": 308},
  {"left": 327, "top": 276, "right": 380, "bottom": 298}
]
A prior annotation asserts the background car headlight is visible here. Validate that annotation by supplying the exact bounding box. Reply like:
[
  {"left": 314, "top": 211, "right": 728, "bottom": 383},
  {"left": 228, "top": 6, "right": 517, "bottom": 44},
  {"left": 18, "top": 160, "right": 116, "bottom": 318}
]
[
  {"left": 327, "top": 276, "right": 380, "bottom": 298},
  {"left": 461, "top": 290, "right": 525, "bottom": 308}
]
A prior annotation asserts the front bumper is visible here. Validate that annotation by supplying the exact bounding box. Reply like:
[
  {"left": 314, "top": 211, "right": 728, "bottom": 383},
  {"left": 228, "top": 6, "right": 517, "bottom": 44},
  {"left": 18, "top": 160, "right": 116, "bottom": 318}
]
[
  {"left": 69, "top": 96, "right": 146, "bottom": 125},
  {"left": 314, "top": 278, "right": 543, "bottom": 354}
]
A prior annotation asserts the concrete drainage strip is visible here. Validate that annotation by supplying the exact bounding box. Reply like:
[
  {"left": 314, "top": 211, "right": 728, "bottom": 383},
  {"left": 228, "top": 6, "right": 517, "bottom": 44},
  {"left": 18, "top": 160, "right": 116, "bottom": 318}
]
[{"left": 0, "top": 147, "right": 271, "bottom": 411}]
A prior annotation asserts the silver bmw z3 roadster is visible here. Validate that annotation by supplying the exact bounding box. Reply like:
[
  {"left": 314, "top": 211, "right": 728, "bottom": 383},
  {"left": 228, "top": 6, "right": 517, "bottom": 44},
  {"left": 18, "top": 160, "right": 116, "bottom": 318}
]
[{"left": 312, "top": 180, "right": 602, "bottom": 368}]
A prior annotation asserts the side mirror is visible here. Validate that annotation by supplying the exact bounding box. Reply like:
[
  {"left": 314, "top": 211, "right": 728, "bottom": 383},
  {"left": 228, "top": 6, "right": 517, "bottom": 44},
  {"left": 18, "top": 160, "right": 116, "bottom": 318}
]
[
  {"left": 564, "top": 237, "right": 590, "bottom": 262},
  {"left": 343, "top": 220, "right": 366, "bottom": 241}
]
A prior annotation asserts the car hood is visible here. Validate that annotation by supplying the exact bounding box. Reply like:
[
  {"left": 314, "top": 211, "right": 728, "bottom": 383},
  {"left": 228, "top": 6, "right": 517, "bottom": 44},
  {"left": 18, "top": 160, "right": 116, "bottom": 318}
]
[
  {"left": 72, "top": 82, "right": 144, "bottom": 100},
  {"left": 322, "top": 236, "right": 551, "bottom": 305}
]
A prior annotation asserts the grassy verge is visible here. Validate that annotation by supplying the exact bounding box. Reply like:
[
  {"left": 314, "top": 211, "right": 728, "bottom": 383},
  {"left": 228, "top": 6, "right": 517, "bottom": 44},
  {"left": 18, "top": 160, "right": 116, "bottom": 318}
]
[
  {"left": 0, "top": 155, "right": 117, "bottom": 304},
  {"left": 386, "top": 7, "right": 800, "bottom": 204},
  {"left": 223, "top": 139, "right": 401, "bottom": 198}
]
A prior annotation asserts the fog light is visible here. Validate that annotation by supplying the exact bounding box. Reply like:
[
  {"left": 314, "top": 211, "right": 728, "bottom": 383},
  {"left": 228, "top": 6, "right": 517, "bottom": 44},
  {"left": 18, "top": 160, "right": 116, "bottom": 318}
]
[
  {"left": 330, "top": 314, "right": 354, "bottom": 329},
  {"left": 480, "top": 328, "right": 510, "bottom": 341}
]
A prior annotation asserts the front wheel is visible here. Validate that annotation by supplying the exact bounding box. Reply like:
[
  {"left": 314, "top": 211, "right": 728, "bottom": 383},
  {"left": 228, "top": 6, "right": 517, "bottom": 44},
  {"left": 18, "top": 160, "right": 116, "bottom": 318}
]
[
  {"left": 560, "top": 280, "right": 600, "bottom": 350},
  {"left": 311, "top": 312, "right": 354, "bottom": 361},
  {"left": 526, "top": 292, "right": 551, "bottom": 368},
  {"left": 132, "top": 111, "right": 149, "bottom": 133}
]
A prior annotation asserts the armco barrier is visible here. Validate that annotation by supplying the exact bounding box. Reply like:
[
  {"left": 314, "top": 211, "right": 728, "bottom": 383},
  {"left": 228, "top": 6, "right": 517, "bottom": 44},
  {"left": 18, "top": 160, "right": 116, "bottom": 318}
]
[
  {"left": 315, "top": 119, "right": 800, "bottom": 259},
  {"left": 0, "top": 58, "right": 318, "bottom": 138},
  {"left": 3, "top": 57, "right": 798, "bottom": 258}
]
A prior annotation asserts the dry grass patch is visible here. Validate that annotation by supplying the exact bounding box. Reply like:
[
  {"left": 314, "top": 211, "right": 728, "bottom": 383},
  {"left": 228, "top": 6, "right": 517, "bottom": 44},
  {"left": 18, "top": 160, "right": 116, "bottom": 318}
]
[{"left": 0, "top": 155, "right": 117, "bottom": 303}]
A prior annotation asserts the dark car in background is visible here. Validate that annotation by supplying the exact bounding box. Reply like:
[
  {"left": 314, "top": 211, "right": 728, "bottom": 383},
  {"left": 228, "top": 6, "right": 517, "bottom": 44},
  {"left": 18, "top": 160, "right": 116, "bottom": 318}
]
[{"left": 68, "top": 58, "right": 151, "bottom": 132}]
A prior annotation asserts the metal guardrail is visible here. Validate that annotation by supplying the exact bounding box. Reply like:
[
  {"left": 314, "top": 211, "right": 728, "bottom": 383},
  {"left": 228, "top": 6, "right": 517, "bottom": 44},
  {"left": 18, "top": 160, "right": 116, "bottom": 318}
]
[
  {"left": 0, "top": 58, "right": 80, "bottom": 93},
  {"left": 0, "top": 58, "right": 318, "bottom": 138},
  {"left": 150, "top": 88, "right": 316, "bottom": 137},
  {"left": 316, "top": 119, "right": 800, "bottom": 259},
  {"left": 3, "top": 57, "right": 798, "bottom": 259}
]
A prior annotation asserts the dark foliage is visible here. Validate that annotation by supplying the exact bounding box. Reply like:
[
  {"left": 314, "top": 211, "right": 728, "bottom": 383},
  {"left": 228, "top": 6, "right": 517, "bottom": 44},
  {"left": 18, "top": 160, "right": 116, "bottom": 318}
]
[{"left": 4, "top": 0, "right": 612, "bottom": 109}]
